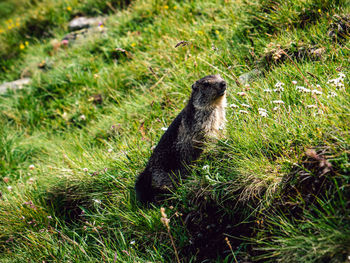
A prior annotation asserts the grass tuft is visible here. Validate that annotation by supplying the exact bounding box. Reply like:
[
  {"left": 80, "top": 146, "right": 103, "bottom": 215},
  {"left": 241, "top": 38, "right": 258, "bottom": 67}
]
[{"left": 0, "top": 0, "right": 349, "bottom": 261}]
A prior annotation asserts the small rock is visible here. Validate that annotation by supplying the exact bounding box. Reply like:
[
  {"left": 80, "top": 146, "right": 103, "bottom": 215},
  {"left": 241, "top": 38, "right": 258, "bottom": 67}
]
[
  {"left": 62, "top": 27, "right": 107, "bottom": 46},
  {"left": 0, "top": 78, "right": 31, "bottom": 94},
  {"left": 238, "top": 69, "right": 262, "bottom": 84},
  {"left": 37, "top": 59, "right": 54, "bottom": 70},
  {"left": 68, "top": 17, "right": 104, "bottom": 31},
  {"left": 62, "top": 28, "right": 89, "bottom": 42},
  {"left": 310, "top": 47, "right": 325, "bottom": 58},
  {"left": 89, "top": 94, "right": 103, "bottom": 104}
]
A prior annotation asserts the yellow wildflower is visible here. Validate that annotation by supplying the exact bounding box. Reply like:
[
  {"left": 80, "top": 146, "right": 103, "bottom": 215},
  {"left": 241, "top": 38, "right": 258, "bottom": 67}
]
[
  {"left": 25, "top": 41, "right": 29, "bottom": 46},
  {"left": 318, "top": 9, "right": 321, "bottom": 13},
  {"left": 67, "top": 6, "right": 72, "bottom": 11},
  {"left": 19, "top": 43, "right": 25, "bottom": 50},
  {"left": 174, "top": 6, "right": 177, "bottom": 10},
  {"left": 131, "top": 43, "right": 136, "bottom": 47},
  {"left": 164, "top": 5, "right": 169, "bottom": 9}
]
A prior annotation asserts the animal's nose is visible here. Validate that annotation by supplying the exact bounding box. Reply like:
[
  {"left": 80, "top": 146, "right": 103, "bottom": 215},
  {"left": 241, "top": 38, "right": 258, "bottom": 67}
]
[{"left": 219, "top": 81, "right": 227, "bottom": 92}]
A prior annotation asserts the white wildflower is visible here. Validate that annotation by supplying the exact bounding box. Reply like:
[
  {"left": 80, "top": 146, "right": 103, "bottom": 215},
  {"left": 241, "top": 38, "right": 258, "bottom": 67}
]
[
  {"left": 211, "top": 43, "right": 218, "bottom": 51},
  {"left": 338, "top": 72, "right": 345, "bottom": 80},
  {"left": 296, "top": 86, "right": 311, "bottom": 93},
  {"left": 273, "top": 87, "right": 284, "bottom": 92},
  {"left": 83, "top": 168, "right": 88, "bottom": 172},
  {"left": 230, "top": 104, "right": 239, "bottom": 108},
  {"left": 237, "top": 92, "right": 247, "bottom": 96},
  {"left": 79, "top": 114, "right": 86, "bottom": 121},
  {"left": 327, "top": 78, "right": 339, "bottom": 85},
  {"left": 107, "top": 148, "right": 113, "bottom": 153},
  {"left": 327, "top": 91, "right": 337, "bottom": 98},
  {"left": 62, "top": 112, "right": 68, "bottom": 119},
  {"left": 7, "top": 186, "right": 12, "bottom": 191},
  {"left": 241, "top": 103, "right": 251, "bottom": 108},
  {"left": 275, "top": 81, "right": 285, "bottom": 88},
  {"left": 328, "top": 74, "right": 345, "bottom": 89},
  {"left": 316, "top": 84, "right": 321, "bottom": 88},
  {"left": 263, "top": 89, "right": 272, "bottom": 93},
  {"left": 202, "top": 165, "right": 210, "bottom": 171},
  {"left": 161, "top": 127, "right": 168, "bottom": 131},
  {"left": 239, "top": 110, "right": 249, "bottom": 114},
  {"left": 259, "top": 111, "right": 268, "bottom": 117},
  {"left": 336, "top": 82, "right": 345, "bottom": 89},
  {"left": 93, "top": 199, "right": 101, "bottom": 204},
  {"left": 273, "top": 106, "right": 279, "bottom": 111},
  {"left": 272, "top": 100, "right": 284, "bottom": 104},
  {"left": 258, "top": 108, "right": 268, "bottom": 117},
  {"left": 130, "top": 240, "right": 136, "bottom": 245},
  {"left": 245, "top": 83, "right": 250, "bottom": 88},
  {"left": 312, "top": 89, "right": 322, "bottom": 95},
  {"left": 29, "top": 164, "right": 35, "bottom": 170},
  {"left": 292, "top": 80, "right": 297, "bottom": 85},
  {"left": 306, "top": 105, "right": 317, "bottom": 108}
]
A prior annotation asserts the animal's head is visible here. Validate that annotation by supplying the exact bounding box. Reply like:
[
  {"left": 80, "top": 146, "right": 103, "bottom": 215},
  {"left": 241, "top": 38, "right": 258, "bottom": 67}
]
[{"left": 191, "top": 74, "right": 227, "bottom": 108}]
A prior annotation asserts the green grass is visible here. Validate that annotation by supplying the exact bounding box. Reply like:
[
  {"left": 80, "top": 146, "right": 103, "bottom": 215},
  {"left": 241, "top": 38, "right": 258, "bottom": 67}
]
[{"left": 0, "top": 0, "right": 349, "bottom": 262}]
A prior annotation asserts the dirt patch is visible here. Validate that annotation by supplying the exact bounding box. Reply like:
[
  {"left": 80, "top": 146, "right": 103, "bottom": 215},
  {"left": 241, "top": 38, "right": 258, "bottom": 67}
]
[
  {"left": 258, "top": 42, "right": 325, "bottom": 69},
  {"left": 178, "top": 145, "right": 349, "bottom": 261},
  {"left": 328, "top": 14, "right": 350, "bottom": 43},
  {"left": 45, "top": 184, "right": 93, "bottom": 222},
  {"left": 274, "top": 147, "right": 337, "bottom": 218},
  {"left": 180, "top": 185, "right": 257, "bottom": 262}
]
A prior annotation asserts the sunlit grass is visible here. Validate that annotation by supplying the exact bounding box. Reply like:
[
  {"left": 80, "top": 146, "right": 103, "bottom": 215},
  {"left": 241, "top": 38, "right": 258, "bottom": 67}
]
[{"left": 0, "top": 0, "right": 349, "bottom": 262}]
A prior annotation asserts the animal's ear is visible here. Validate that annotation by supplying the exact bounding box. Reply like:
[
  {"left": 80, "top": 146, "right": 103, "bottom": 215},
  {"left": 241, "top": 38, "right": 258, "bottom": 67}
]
[{"left": 192, "top": 83, "right": 198, "bottom": 90}]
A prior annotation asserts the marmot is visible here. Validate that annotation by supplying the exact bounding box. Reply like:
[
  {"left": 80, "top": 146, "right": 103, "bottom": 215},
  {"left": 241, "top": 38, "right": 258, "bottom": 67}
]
[{"left": 135, "top": 74, "right": 227, "bottom": 203}]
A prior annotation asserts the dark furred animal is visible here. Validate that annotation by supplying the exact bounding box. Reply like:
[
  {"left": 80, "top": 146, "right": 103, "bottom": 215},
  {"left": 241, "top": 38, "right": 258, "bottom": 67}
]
[{"left": 135, "top": 75, "right": 227, "bottom": 203}]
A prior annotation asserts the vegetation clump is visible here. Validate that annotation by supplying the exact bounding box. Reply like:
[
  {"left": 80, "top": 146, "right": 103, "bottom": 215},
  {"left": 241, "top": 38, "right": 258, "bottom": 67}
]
[{"left": 0, "top": 0, "right": 349, "bottom": 262}]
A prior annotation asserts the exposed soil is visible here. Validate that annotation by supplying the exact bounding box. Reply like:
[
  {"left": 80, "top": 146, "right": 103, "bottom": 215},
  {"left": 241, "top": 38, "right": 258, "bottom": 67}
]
[
  {"left": 258, "top": 43, "right": 325, "bottom": 70},
  {"left": 179, "top": 146, "right": 349, "bottom": 262},
  {"left": 180, "top": 186, "right": 257, "bottom": 262},
  {"left": 328, "top": 14, "right": 350, "bottom": 43}
]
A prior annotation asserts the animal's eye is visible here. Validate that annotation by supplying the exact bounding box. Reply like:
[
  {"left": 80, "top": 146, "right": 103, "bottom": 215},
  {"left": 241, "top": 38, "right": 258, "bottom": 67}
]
[{"left": 203, "top": 82, "right": 210, "bottom": 88}]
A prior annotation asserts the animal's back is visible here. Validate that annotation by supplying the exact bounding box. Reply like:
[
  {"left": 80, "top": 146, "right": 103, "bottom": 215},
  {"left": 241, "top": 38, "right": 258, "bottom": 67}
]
[{"left": 135, "top": 111, "right": 185, "bottom": 203}]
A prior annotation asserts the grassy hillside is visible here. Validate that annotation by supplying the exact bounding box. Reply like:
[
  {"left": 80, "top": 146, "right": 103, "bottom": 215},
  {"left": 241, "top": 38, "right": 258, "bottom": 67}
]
[{"left": 0, "top": 0, "right": 349, "bottom": 262}]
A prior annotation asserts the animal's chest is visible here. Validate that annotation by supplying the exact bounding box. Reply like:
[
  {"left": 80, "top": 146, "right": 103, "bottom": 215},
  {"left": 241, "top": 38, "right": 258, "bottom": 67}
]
[
  {"left": 177, "top": 105, "right": 226, "bottom": 147},
  {"left": 202, "top": 107, "right": 226, "bottom": 136}
]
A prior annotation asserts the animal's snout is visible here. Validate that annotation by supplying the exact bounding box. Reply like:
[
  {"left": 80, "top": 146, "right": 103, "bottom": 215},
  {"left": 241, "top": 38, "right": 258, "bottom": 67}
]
[{"left": 218, "top": 81, "right": 227, "bottom": 94}]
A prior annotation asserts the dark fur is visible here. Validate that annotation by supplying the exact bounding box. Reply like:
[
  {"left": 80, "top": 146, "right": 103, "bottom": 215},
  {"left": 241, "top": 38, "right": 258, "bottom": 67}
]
[{"left": 135, "top": 75, "right": 227, "bottom": 203}]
